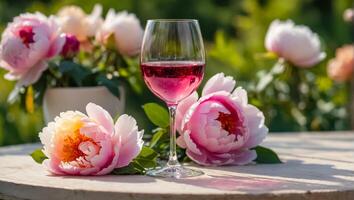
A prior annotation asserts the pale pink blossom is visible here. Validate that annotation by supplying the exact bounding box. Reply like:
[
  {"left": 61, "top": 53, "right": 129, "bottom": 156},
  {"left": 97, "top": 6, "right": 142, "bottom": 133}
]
[
  {"left": 343, "top": 8, "right": 354, "bottom": 23},
  {"left": 327, "top": 45, "right": 354, "bottom": 82},
  {"left": 176, "top": 73, "right": 268, "bottom": 166},
  {"left": 96, "top": 10, "right": 143, "bottom": 56},
  {"left": 56, "top": 4, "right": 103, "bottom": 42},
  {"left": 39, "top": 103, "right": 144, "bottom": 175},
  {"left": 0, "top": 12, "right": 65, "bottom": 86},
  {"left": 265, "top": 19, "right": 326, "bottom": 68}
]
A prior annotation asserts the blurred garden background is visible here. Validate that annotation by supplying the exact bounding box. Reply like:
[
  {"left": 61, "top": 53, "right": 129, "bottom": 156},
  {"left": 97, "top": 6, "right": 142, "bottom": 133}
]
[{"left": 0, "top": 0, "right": 353, "bottom": 146}]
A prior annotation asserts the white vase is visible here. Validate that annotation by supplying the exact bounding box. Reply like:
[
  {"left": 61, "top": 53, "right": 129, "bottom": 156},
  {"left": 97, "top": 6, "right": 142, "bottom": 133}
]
[{"left": 43, "top": 86, "right": 125, "bottom": 123}]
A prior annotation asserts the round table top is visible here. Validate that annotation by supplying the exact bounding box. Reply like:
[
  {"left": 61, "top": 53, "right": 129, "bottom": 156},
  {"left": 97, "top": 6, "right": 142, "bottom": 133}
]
[{"left": 0, "top": 132, "right": 354, "bottom": 200}]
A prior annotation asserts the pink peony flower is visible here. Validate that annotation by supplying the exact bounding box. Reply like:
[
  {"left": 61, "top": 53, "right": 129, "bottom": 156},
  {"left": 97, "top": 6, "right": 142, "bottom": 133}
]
[
  {"left": 60, "top": 34, "right": 80, "bottom": 58},
  {"left": 0, "top": 12, "right": 65, "bottom": 86},
  {"left": 327, "top": 45, "right": 354, "bottom": 82},
  {"left": 176, "top": 73, "right": 268, "bottom": 166},
  {"left": 96, "top": 10, "right": 143, "bottom": 56},
  {"left": 265, "top": 20, "right": 326, "bottom": 68},
  {"left": 39, "top": 103, "right": 144, "bottom": 175}
]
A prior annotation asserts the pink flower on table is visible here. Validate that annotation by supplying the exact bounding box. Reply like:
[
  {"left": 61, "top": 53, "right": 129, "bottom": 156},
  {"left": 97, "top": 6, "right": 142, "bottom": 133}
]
[
  {"left": 39, "top": 103, "right": 144, "bottom": 175},
  {"left": 0, "top": 12, "right": 65, "bottom": 86},
  {"left": 265, "top": 19, "right": 326, "bottom": 68},
  {"left": 176, "top": 73, "right": 268, "bottom": 166},
  {"left": 327, "top": 45, "right": 354, "bottom": 82},
  {"left": 96, "top": 10, "right": 144, "bottom": 56}
]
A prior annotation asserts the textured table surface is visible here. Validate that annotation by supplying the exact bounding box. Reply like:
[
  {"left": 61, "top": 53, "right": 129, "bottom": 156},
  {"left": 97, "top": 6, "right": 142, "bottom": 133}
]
[{"left": 0, "top": 132, "right": 354, "bottom": 200}]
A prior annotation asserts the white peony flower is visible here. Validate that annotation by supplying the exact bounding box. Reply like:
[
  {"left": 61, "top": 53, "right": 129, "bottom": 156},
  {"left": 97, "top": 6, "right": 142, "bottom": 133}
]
[
  {"left": 56, "top": 4, "right": 103, "bottom": 42},
  {"left": 265, "top": 19, "right": 326, "bottom": 68},
  {"left": 96, "top": 9, "right": 144, "bottom": 56}
]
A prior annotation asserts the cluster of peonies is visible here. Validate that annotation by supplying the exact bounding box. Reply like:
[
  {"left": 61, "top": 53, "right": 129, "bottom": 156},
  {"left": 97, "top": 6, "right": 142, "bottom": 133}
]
[
  {"left": 57, "top": 5, "right": 144, "bottom": 56},
  {"left": 0, "top": 4, "right": 144, "bottom": 86},
  {"left": 176, "top": 73, "right": 268, "bottom": 166},
  {"left": 39, "top": 103, "right": 144, "bottom": 175}
]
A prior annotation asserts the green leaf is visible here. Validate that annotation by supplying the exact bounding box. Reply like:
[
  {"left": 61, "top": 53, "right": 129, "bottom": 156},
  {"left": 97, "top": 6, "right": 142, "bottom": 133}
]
[
  {"left": 135, "top": 147, "right": 158, "bottom": 168},
  {"left": 138, "top": 146, "right": 159, "bottom": 161},
  {"left": 59, "top": 60, "right": 91, "bottom": 86},
  {"left": 142, "top": 103, "right": 169, "bottom": 128},
  {"left": 96, "top": 74, "right": 121, "bottom": 97},
  {"left": 111, "top": 146, "right": 158, "bottom": 175},
  {"left": 30, "top": 148, "right": 48, "bottom": 164},
  {"left": 112, "top": 161, "right": 145, "bottom": 175},
  {"left": 149, "top": 128, "right": 167, "bottom": 148},
  {"left": 253, "top": 146, "right": 282, "bottom": 164},
  {"left": 32, "top": 74, "right": 48, "bottom": 105}
]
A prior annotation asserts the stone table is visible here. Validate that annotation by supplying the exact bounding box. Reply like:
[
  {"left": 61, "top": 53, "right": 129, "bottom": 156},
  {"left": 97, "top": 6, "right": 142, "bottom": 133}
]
[{"left": 0, "top": 132, "right": 354, "bottom": 200}]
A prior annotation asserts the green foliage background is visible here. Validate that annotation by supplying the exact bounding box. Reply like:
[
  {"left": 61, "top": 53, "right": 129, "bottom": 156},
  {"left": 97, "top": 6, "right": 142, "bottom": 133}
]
[{"left": 0, "top": 0, "right": 353, "bottom": 146}]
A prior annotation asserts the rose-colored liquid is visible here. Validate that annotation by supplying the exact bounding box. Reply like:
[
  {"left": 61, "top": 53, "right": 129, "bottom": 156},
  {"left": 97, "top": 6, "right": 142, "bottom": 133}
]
[{"left": 141, "top": 61, "right": 205, "bottom": 105}]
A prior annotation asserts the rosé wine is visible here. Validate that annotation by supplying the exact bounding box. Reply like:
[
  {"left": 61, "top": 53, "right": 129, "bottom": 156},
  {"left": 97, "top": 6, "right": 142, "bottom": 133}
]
[{"left": 141, "top": 61, "right": 205, "bottom": 105}]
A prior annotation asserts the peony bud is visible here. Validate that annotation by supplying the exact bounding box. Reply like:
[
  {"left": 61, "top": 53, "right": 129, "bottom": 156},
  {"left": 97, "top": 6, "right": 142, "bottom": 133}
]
[{"left": 60, "top": 34, "right": 80, "bottom": 58}]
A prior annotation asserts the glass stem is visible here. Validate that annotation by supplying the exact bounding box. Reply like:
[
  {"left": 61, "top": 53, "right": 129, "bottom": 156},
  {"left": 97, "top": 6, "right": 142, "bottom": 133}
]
[{"left": 167, "top": 104, "right": 180, "bottom": 167}]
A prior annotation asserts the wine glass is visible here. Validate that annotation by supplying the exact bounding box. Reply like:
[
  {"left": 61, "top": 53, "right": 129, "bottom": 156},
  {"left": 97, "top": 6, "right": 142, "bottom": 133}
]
[{"left": 140, "top": 19, "right": 205, "bottom": 178}]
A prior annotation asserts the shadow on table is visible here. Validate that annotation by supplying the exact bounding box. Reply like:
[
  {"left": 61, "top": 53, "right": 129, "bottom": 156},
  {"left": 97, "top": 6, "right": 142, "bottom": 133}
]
[
  {"left": 50, "top": 174, "right": 157, "bottom": 183},
  {"left": 0, "top": 143, "right": 40, "bottom": 156},
  {"left": 162, "top": 159, "right": 354, "bottom": 192}
]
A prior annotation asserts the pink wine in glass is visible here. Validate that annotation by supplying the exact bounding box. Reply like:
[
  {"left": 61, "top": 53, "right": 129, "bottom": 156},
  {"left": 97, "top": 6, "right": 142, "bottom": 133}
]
[{"left": 141, "top": 61, "right": 205, "bottom": 105}]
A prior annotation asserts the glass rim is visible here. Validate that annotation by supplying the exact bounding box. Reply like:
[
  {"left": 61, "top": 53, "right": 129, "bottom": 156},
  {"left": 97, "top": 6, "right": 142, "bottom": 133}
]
[{"left": 147, "top": 19, "right": 198, "bottom": 23}]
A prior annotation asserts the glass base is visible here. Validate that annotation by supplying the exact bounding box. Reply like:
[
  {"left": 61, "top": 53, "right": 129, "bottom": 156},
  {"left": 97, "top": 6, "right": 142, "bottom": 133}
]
[{"left": 147, "top": 165, "right": 204, "bottom": 178}]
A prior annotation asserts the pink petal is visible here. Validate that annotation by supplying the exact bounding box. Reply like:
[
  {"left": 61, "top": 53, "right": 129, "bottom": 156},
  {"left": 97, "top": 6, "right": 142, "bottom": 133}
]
[
  {"left": 295, "top": 52, "right": 326, "bottom": 67},
  {"left": 46, "top": 33, "right": 65, "bottom": 58},
  {"left": 17, "top": 61, "right": 48, "bottom": 86},
  {"left": 115, "top": 129, "right": 143, "bottom": 168},
  {"left": 86, "top": 103, "right": 114, "bottom": 134},
  {"left": 232, "top": 86, "right": 248, "bottom": 106},
  {"left": 176, "top": 136, "right": 187, "bottom": 148},
  {"left": 43, "top": 156, "right": 65, "bottom": 175},
  {"left": 183, "top": 130, "right": 202, "bottom": 155},
  {"left": 176, "top": 92, "right": 198, "bottom": 134},
  {"left": 59, "top": 162, "right": 82, "bottom": 175},
  {"left": 90, "top": 139, "right": 114, "bottom": 167},
  {"left": 242, "top": 105, "right": 268, "bottom": 149},
  {"left": 4, "top": 72, "right": 19, "bottom": 81},
  {"left": 186, "top": 149, "right": 208, "bottom": 166},
  {"left": 0, "top": 37, "right": 31, "bottom": 70},
  {"left": 39, "top": 121, "right": 56, "bottom": 157},
  {"left": 114, "top": 114, "right": 144, "bottom": 168},
  {"left": 114, "top": 114, "right": 138, "bottom": 144},
  {"left": 202, "top": 73, "right": 236, "bottom": 96},
  {"left": 95, "top": 144, "right": 120, "bottom": 175}
]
